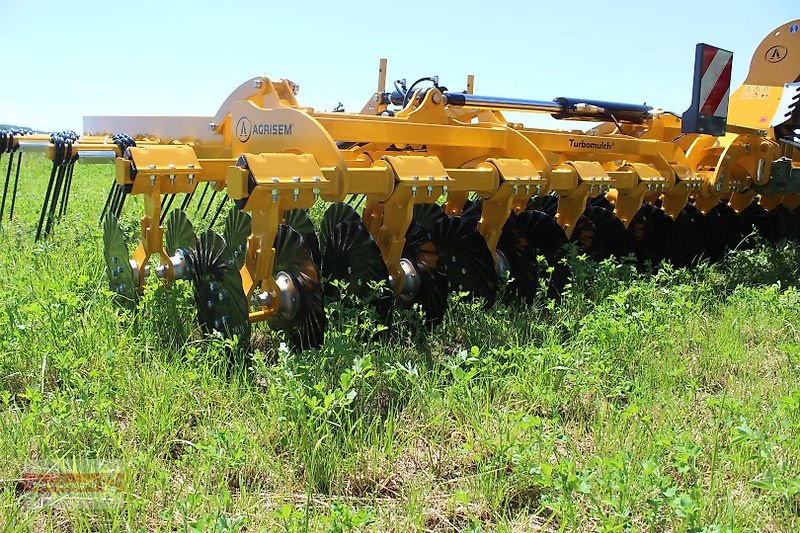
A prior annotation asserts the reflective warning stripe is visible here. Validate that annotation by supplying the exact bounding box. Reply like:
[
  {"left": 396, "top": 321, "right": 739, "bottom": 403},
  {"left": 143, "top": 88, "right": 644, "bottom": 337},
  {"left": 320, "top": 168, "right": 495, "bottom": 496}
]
[{"left": 699, "top": 47, "right": 733, "bottom": 117}]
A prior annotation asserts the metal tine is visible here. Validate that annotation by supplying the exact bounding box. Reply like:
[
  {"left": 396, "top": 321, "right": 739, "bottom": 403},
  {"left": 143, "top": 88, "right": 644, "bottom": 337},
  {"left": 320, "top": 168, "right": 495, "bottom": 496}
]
[
  {"left": 35, "top": 138, "right": 62, "bottom": 241},
  {"left": 0, "top": 147, "right": 15, "bottom": 221},
  {"left": 180, "top": 191, "right": 194, "bottom": 211},
  {"left": 159, "top": 194, "right": 176, "bottom": 224},
  {"left": 113, "top": 186, "right": 128, "bottom": 219},
  {"left": 193, "top": 182, "right": 211, "bottom": 215},
  {"left": 208, "top": 195, "right": 228, "bottom": 229},
  {"left": 201, "top": 189, "right": 219, "bottom": 219},
  {"left": 58, "top": 159, "right": 76, "bottom": 218},
  {"left": 100, "top": 180, "right": 117, "bottom": 224},
  {"left": 8, "top": 152, "right": 22, "bottom": 220},
  {"left": 43, "top": 161, "right": 68, "bottom": 239}
]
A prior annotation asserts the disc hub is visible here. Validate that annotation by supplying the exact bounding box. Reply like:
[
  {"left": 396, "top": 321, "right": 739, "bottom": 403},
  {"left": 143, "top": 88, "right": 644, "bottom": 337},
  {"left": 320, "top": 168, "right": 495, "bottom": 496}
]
[
  {"left": 495, "top": 250, "right": 510, "bottom": 279},
  {"left": 154, "top": 249, "right": 190, "bottom": 280},
  {"left": 390, "top": 258, "right": 420, "bottom": 302},
  {"left": 255, "top": 271, "right": 301, "bottom": 320}
]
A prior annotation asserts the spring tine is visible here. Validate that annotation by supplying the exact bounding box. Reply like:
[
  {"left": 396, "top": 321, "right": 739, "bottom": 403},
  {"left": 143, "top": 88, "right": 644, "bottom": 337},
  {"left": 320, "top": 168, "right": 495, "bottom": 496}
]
[
  {"left": 353, "top": 194, "right": 366, "bottom": 209},
  {"left": 9, "top": 152, "right": 22, "bottom": 220},
  {"left": 193, "top": 182, "right": 210, "bottom": 215},
  {"left": 159, "top": 194, "right": 176, "bottom": 224},
  {"left": 180, "top": 191, "right": 194, "bottom": 211},
  {"left": 100, "top": 180, "right": 117, "bottom": 224},
  {"left": 0, "top": 148, "right": 15, "bottom": 221},
  {"left": 208, "top": 196, "right": 227, "bottom": 228},
  {"left": 59, "top": 160, "right": 76, "bottom": 218},
  {"left": 111, "top": 184, "right": 125, "bottom": 219},
  {"left": 201, "top": 189, "right": 218, "bottom": 219},
  {"left": 35, "top": 159, "right": 60, "bottom": 241},
  {"left": 43, "top": 164, "right": 68, "bottom": 239},
  {"left": 113, "top": 187, "right": 128, "bottom": 219}
]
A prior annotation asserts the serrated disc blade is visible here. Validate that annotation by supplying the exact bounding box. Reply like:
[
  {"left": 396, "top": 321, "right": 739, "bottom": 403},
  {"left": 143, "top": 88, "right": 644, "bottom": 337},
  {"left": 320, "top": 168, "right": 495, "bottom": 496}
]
[
  {"left": 103, "top": 213, "right": 138, "bottom": 305},
  {"left": 191, "top": 230, "right": 251, "bottom": 351},
  {"left": 165, "top": 209, "right": 197, "bottom": 256},
  {"left": 321, "top": 219, "right": 392, "bottom": 321},
  {"left": 571, "top": 214, "right": 597, "bottom": 253},
  {"left": 587, "top": 194, "right": 614, "bottom": 211},
  {"left": 526, "top": 195, "right": 558, "bottom": 217},
  {"left": 430, "top": 215, "right": 497, "bottom": 308},
  {"left": 320, "top": 203, "right": 361, "bottom": 253},
  {"left": 223, "top": 208, "right": 252, "bottom": 270},
  {"left": 284, "top": 208, "right": 321, "bottom": 266},
  {"left": 461, "top": 198, "right": 483, "bottom": 227},
  {"left": 768, "top": 204, "right": 793, "bottom": 243},
  {"left": 669, "top": 203, "right": 706, "bottom": 267},
  {"left": 413, "top": 203, "right": 445, "bottom": 232},
  {"left": 739, "top": 200, "right": 777, "bottom": 245},
  {"left": 628, "top": 202, "right": 674, "bottom": 267},
  {"left": 583, "top": 205, "right": 634, "bottom": 260},
  {"left": 498, "top": 210, "right": 567, "bottom": 301},
  {"left": 790, "top": 206, "right": 800, "bottom": 242},
  {"left": 268, "top": 224, "right": 326, "bottom": 351},
  {"left": 703, "top": 201, "right": 739, "bottom": 262},
  {"left": 402, "top": 222, "right": 448, "bottom": 327}
]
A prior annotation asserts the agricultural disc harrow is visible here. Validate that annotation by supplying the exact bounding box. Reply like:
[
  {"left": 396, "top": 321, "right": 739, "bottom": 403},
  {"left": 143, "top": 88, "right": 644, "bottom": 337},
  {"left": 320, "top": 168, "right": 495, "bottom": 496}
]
[{"left": 4, "top": 20, "right": 800, "bottom": 352}]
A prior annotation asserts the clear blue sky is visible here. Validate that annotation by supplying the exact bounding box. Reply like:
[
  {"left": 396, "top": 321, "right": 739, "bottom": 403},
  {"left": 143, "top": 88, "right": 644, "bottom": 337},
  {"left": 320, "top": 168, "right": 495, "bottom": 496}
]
[{"left": 1, "top": 0, "right": 794, "bottom": 132}]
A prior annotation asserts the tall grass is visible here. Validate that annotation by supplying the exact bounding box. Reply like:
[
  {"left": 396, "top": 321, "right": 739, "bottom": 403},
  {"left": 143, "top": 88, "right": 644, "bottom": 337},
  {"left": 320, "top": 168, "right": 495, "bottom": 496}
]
[{"left": 0, "top": 155, "right": 799, "bottom": 531}]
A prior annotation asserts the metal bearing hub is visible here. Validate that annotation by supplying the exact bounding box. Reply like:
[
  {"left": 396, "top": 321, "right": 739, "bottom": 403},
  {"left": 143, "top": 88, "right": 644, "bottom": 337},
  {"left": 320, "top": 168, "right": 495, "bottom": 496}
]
[
  {"left": 154, "top": 249, "right": 190, "bottom": 280},
  {"left": 495, "top": 250, "right": 510, "bottom": 279},
  {"left": 389, "top": 258, "right": 420, "bottom": 302},
  {"left": 255, "top": 271, "right": 301, "bottom": 321}
]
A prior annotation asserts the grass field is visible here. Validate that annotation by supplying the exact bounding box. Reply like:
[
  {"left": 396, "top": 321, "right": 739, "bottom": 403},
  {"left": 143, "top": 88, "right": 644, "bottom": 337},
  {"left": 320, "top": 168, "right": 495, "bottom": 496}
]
[{"left": 1, "top": 154, "right": 800, "bottom": 531}]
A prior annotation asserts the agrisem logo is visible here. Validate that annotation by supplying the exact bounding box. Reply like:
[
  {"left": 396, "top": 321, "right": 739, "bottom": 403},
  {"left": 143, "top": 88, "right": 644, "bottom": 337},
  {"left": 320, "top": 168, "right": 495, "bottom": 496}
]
[
  {"left": 765, "top": 45, "right": 787, "bottom": 64},
  {"left": 236, "top": 116, "right": 252, "bottom": 143},
  {"left": 235, "top": 116, "right": 294, "bottom": 143}
]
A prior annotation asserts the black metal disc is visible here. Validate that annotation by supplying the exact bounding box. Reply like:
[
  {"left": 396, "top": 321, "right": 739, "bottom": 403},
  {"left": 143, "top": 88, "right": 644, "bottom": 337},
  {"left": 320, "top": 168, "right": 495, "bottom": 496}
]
[
  {"left": 526, "top": 195, "right": 558, "bottom": 217},
  {"left": 165, "top": 209, "right": 197, "bottom": 256},
  {"left": 223, "top": 207, "right": 252, "bottom": 270},
  {"left": 267, "top": 224, "right": 326, "bottom": 351},
  {"left": 582, "top": 205, "right": 634, "bottom": 260},
  {"left": 588, "top": 194, "right": 614, "bottom": 211},
  {"left": 320, "top": 217, "right": 392, "bottom": 321},
  {"left": 627, "top": 202, "right": 674, "bottom": 267},
  {"left": 284, "top": 208, "right": 321, "bottom": 266},
  {"left": 102, "top": 212, "right": 138, "bottom": 306},
  {"left": 320, "top": 202, "right": 362, "bottom": 251},
  {"left": 461, "top": 197, "right": 483, "bottom": 228},
  {"left": 191, "top": 230, "right": 251, "bottom": 351},
  {"left": 668, "top": 203, "right": 706, "bottom": 267},
  {"left": 402, "top": 221, "right": 449, "bottom": 327},
  {"left": 413, "top": 203, "right": 446, "bottom": 232},
  {"left": 702, "top": 201, "right": 742, "bottom": 262},
  {"left": 767, "top": 204, "right": 793, "bottom": 243},
  {"left": 570, "top": 214, "right": 597, "bottom": 255},
  {"left": 739, "top": 200, "right": 778, "bottom": 245},
  {"left": 498, "top": 209, "right": 567, "bottom": 301},
  {"left": 791, "top": 207, "right": 800, "bottom": 242},
  {"left": 430, "top": 215, "right": 498, "bottom": 308}
]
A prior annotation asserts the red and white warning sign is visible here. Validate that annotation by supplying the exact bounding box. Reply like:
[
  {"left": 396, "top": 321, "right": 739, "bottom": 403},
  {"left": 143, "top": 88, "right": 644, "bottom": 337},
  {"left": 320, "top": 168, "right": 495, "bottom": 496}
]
[
  {"left": 682, "top": 43, "right": 733, "bottom": 136},
  {"left": 698, "top": 46, "right": 733, "bottom": 118}
]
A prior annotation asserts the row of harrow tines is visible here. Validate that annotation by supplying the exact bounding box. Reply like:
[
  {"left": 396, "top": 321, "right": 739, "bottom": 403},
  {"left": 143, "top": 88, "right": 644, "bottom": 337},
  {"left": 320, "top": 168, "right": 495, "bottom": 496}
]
[{"left": 0, "top": 129, "right": 150, "bottom": 239}]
